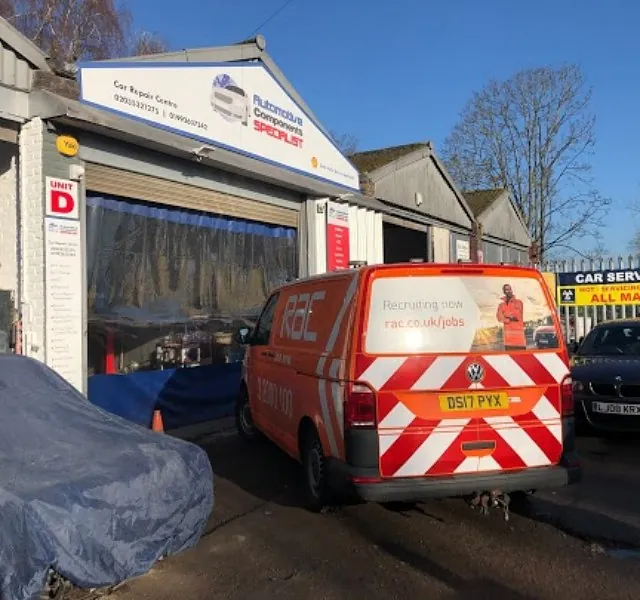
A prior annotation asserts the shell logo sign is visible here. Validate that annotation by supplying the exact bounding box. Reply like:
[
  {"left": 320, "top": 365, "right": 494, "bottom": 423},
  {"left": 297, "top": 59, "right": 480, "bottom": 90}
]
[{"left": 311, "top": 156, "right": 318, "bottom": 168}]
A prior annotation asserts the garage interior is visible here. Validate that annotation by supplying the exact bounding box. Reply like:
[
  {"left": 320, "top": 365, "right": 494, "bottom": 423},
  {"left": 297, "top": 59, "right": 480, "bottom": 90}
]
[{"left": 382, "top": 218, "right": 429, "bottom": 263}]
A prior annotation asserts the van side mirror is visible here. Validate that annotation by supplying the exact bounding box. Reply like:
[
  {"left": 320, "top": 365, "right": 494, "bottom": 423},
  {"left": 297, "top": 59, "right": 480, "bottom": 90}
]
[{"left": 234, "top": 327, "right": 251, "bottom": 345}]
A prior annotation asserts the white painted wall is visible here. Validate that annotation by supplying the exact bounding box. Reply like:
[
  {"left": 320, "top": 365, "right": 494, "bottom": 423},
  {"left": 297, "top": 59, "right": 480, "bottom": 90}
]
[
  {"left": 305, "top": 198, "right": 383, "bottom": 275},
  {"left": 19, "top": 117, "right": 45, "bottom": 361},
  {"left": 431, "top": 226, "right": 450, "bottom": 262},
  {"left": 0, "top": 142, "right": 17, "bottom": 295}
]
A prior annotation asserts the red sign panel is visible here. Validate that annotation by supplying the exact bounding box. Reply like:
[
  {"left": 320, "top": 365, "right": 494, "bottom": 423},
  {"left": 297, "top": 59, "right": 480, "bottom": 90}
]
[
  {"left": 46, "top": 177, "right": 79, "bottom": 220},
  {"left": 326, "top": 202, "right": 350, "bottom": 271}
]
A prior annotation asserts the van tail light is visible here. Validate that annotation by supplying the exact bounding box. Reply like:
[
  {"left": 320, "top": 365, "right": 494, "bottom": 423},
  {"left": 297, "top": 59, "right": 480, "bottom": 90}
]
[
  {"left": 345, "top": 382, "right": 377, "bottom": 429},
  {"left": 561, "top": 376, "right": 574, "bottom": 416}
]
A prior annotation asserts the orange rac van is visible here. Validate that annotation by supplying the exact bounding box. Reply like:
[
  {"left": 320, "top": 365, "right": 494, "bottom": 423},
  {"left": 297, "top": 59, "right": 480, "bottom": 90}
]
[{"left": 234, "top": 263, "right": 582, "bottom": 512}]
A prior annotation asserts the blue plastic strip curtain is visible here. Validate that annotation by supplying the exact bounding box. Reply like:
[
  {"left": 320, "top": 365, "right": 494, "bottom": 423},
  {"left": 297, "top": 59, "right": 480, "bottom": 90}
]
[{"left": 85, "top": 194, "right": 297, "bottom": 426}]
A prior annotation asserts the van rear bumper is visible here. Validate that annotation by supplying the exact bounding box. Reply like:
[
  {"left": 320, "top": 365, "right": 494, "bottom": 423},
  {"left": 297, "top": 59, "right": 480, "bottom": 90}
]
[
  {"left": 329, "top": 462, "right": 582, "bottom": 504},
  {"left": 337, "top": 418, "right": 582, "bottom": 503}
]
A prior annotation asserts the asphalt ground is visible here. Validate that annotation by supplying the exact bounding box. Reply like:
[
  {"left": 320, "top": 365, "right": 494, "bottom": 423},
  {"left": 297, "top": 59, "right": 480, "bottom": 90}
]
[{"left": 107, "top": 428, "right": 640, "bottom": 600}]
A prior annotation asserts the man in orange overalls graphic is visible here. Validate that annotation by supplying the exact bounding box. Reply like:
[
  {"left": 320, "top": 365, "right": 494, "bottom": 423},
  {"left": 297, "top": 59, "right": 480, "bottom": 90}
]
[{"left": 496, "top": 284, "right": 526, "bottom": 350}]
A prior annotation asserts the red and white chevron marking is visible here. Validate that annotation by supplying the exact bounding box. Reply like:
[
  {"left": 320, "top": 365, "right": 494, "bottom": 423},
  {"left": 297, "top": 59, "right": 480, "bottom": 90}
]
[{"left": 355, "top": 352, "right": 570, "bottom": 477}]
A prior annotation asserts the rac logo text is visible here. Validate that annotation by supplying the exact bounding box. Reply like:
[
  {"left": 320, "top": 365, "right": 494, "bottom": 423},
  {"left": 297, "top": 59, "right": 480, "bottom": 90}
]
[{"left": 279, "top": 290, "right": 325, "bottom": 342}]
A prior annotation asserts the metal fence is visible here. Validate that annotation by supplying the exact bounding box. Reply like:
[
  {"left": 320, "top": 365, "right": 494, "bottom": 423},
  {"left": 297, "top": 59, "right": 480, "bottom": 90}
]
[{"left": 541, "top": 255, "right": 640, "bottom": 343}]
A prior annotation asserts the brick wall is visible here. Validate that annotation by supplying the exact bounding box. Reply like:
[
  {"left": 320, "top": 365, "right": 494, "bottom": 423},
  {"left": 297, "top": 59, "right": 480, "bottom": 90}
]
[
  {"left": 19, "top": 117, "right": 45, "bottom": 360},
  {"left": 0, "top": 142, "right": 17, "bottom": 296},
  {"left": 18, "top": 118, "right": 85, "bottom": 367}
]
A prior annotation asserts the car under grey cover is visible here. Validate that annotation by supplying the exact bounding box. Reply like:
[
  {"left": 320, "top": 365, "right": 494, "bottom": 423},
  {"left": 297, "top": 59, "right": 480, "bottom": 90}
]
[{"left": 0, "top": 355, "right": 213, "bottom": 600}]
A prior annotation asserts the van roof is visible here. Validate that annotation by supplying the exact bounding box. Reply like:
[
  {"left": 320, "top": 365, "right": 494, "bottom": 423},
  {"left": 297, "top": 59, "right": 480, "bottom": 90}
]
[{"left": 277, "top": 262, "right": 541, "bottom": 291}]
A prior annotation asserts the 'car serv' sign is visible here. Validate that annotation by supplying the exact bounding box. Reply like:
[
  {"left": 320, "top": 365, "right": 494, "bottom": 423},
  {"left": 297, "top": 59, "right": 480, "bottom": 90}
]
[
  {"left": 78, "top": 61, "right": 360, "bottom": 191},
  {"left": 557, "top": 269, "right": 640, "bottom": 306}
]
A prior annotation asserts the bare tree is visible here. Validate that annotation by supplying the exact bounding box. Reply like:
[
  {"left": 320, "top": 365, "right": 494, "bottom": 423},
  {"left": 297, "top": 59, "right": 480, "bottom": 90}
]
[
  {"left": 330, "top": 131, "right": 358, "bottom": 156},
  {"left": 1, "top": 0, "right": 167, "bottom": 66},
  {"left": 131, "top": 31, "right": 168, "bottom": 57},
  {"left": 583, "top": 237, "right": 609, "bottom": 260},
  {"left": 442, "top": 64, "right": 610, "bottom": 262}
]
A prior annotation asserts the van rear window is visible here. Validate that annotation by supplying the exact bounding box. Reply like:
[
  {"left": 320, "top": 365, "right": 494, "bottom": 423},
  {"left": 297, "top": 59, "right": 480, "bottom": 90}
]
[{"left": 365, "top": 275, "right": 559, "bottom": 355}]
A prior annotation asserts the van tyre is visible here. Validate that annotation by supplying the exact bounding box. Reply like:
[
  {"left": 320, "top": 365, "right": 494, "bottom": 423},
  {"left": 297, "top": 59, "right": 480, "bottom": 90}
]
[
  {"left": 301, "top": 427, "right": 332, "bottom": 512},
  {"left": 236, "top": 387, "right": 261, "bottom": 443}
]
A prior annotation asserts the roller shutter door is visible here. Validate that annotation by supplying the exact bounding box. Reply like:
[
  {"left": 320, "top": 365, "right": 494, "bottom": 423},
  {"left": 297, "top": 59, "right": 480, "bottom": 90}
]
[{"left": 85, "top": 163, "right": 299, "bottom": 228}]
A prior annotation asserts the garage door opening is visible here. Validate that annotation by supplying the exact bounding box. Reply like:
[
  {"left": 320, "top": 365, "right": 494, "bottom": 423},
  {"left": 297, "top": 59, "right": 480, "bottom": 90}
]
[{"left": 383, "top": 220, "right": 428, "bottom": 263}]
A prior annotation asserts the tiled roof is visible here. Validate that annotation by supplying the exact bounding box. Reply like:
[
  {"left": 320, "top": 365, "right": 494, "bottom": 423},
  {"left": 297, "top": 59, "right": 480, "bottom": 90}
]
[
  {"left": 463, "top": 188, "right": 506, "bottom": 217},
  {"left": 349, "top": 143, "right": 428, "bottom": 173}
]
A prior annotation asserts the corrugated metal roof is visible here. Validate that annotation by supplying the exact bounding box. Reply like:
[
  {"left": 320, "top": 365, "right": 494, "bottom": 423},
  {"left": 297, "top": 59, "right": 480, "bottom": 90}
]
[
  {"left": 464, "top": 188, "right": 506, "bottom": 217},
  {"left": 350, "top": 143, "right": 428, "bottom": 173}
]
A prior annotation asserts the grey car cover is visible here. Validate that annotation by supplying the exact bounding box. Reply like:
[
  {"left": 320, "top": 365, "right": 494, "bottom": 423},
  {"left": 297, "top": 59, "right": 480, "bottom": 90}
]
[{"left": 0, "top": 355, "right": 213, "bottom": 600}]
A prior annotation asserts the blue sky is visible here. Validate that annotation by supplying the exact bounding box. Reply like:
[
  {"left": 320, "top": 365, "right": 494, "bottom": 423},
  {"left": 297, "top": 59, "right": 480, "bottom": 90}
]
[{"left": 130, "top": 0, "right": 639, "bottom": 257}]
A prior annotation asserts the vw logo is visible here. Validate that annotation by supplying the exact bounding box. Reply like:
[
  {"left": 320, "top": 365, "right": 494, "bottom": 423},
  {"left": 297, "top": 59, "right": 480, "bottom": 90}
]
[{"left": 466, "top": 362, "right": 485, "bottom": 383}]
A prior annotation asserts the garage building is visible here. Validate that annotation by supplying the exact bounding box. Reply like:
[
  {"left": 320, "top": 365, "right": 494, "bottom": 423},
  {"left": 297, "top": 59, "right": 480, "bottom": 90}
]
[
  {"left": 0, "top": 23, "right": 381, "bottom": 393},
  {"left": 351, "top": 142, "right": 478, "bottom": 264},
  {"left": 463, "top": 188, "right": 531, "bottom": 264}
]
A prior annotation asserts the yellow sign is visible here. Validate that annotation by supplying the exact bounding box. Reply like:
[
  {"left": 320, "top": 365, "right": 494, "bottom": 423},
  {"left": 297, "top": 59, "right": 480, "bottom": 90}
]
[
  {"left": 56, "top": 135, "right": 79, "bottom": 157},
  {"left": 439, "top": 391, "right": 509, "bottom": 412},
  {"left": 541, "top": 272, "right": 557, "bottom": 302},
  {"left": 558, "top": 283, "right": 640, "bottom": 306}
]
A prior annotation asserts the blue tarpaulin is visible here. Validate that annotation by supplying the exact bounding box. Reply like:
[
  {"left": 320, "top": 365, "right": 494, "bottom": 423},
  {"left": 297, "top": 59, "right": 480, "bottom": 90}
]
[
  {"left": 88, "top": 362, "right": 242, "bottom": 429},
  {"left": 0, "top": 354, "right": 214, "bottom": 600}
]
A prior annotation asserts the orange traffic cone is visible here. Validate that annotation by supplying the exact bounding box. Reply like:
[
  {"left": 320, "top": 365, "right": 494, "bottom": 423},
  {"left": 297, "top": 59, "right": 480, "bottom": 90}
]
[{"left": 151, "top": 409, "right": 164, "bottom": 433}]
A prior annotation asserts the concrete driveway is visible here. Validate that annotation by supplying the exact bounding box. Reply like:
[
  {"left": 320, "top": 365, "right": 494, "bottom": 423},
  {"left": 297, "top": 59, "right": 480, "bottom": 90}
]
[{"left": 106, "top": 429, "right": 640, "bottom": 600}]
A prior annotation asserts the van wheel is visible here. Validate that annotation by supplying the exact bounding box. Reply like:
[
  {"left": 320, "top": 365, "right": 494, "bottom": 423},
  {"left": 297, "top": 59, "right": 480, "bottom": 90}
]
[
  {"left": 301, "top": 427, "right": 332, "bottom": 512},
  {"left": 235, "top": 387, "right": 261, "bottom": 443}
]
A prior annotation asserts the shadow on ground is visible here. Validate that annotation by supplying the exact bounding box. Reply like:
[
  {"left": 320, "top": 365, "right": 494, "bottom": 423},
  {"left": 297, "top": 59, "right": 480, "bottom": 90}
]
[
  {"left": 341, "top": 503, "right": 536, "bottom": 600},
  {"left": 202, "top": 433, "right": 541, "bottom": 598},
  {"left": 203, "top": 433, "right": 307, "bottom": 508},
  {"left": 511, "top": 493, "right": 640, "bottom": 550},
  {"left": 203, "top": 427, "right": 640, "bottom": 552}
]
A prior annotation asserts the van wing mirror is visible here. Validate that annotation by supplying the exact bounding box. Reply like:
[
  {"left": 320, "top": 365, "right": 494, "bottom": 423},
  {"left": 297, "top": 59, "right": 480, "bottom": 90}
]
[{"left": 235, "top": 327, "right": 251, "bottom": 345}]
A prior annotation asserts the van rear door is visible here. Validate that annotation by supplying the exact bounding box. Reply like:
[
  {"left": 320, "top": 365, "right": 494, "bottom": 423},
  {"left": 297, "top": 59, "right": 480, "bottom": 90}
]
[{"left": 354, "top": 266, "right": 569, "bottom": 479}]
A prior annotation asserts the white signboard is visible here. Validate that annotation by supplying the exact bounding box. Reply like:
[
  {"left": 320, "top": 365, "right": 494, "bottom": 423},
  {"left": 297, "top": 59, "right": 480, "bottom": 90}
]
[
  {"left": 44, "top": 181, "right": 83, "bottom": 392},
  {"left": 79, "top": 62, "right": 360, "bottom": 191},
  {"left": 456, "top": 239, "right": 470, "bottom": 261}
]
